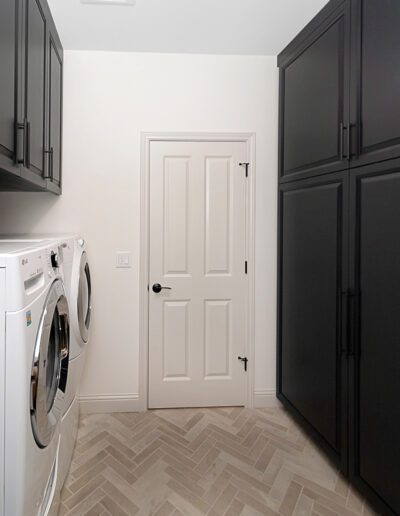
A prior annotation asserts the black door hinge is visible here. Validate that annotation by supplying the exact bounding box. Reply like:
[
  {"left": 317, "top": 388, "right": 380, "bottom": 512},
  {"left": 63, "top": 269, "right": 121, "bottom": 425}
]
[
  {"left": 245, "top": 261, "right": 248, "bottom": 274},
  {"left": 239, "top": 162, "right": 249, "bottom": 177},
  {"left": 238, "top": 356, "right": 248, "bottom": 372}
]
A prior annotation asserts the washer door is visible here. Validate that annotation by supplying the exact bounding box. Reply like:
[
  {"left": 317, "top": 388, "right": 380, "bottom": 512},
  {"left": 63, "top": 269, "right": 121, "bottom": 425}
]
[
  {"left": 77, "top": 251, "right": 91, "bottom": 343},
  {"left": 31, "top": 280, "right": 70, "bottom": 449}
]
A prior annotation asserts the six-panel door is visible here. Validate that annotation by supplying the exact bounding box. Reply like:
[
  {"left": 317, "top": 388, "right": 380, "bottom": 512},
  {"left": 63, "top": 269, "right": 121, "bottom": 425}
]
[
  {"left": 278, "top": 172, "right": 349, "bottom": 469},
  {"left": 349, "top": 160, "right": 400, "bottom": 515},
  {"left": 148, "top": 140, "right": 248, "bottom": 409},
  {"left": 278, "top": 1, "right": 351, "bottom": 182}
]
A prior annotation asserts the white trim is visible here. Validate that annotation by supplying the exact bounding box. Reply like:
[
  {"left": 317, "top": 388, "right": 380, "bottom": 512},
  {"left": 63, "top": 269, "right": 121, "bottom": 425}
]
[
  {"left": 79, "top": 393, "right": 141, "bottom": 414},
  {"left": 254, "top": 389, "right": 279, "bottom": 408},
  {"left": 139, "top": 132, "right": 256, "bottom": 410}
]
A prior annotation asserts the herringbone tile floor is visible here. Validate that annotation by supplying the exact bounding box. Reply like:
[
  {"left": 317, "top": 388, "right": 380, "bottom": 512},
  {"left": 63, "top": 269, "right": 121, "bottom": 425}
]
[{"left": 59, "top": 406, "right": 379, "bottom": 516}]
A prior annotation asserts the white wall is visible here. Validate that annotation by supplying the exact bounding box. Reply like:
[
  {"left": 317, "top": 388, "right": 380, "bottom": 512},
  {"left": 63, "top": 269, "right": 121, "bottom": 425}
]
[{"left": 0, "top": 51, "right": 278, "bottom": 410}]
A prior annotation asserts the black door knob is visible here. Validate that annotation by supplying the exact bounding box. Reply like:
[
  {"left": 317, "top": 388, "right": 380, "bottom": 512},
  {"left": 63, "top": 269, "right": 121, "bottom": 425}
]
[{"left": 152, "top": 283, "right": 172, "bottom": 293}]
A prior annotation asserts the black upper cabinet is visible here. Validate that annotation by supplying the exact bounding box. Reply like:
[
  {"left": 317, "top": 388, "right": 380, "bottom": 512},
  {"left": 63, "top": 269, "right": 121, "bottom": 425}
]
[
  {"left": 46, "top": 22, "right": 63, "bottom": 193},
  {"left": 0, "top": 0, "right": 63, "bottom": 193},
  {"left": 278, "top": 0, "right": 351, "bottom": 182},
  {"left": 349, "top": 159, "right": 400, "bottom": 515},
  {"left": 0, "top": 0, "right": 21, "bottom": 177},
  {"left": 24, "top": 0, "right": 47, "bottom": 179},
  {"left": 350, "top": 0, "right": 400, "bottom": 167},
  {"left": 279, "top": 0, "right": 400, "bottom": 182},
  {"left": 278, "top": 172, "right": 349, "bottom": 470}
]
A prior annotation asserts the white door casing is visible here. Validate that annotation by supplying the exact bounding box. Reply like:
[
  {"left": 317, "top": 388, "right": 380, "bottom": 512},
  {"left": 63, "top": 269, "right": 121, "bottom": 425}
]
[{"left": 148, "top": 140, "right": 248, "bottom": 408}]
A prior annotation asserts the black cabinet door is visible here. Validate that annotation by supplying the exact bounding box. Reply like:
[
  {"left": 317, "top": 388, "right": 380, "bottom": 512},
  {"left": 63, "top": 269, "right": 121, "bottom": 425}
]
[
  {"left": 46, "top": 34, "right": 62, "bottom": 191},
  {"left": 350, "top": 0, "right": 400, "bottom": 168},
  {"left": 0, "top": 0, "right": 20, "bottom": 171},
  {"left": 23, "top": 0, "right": 47, "bottom": 178},
  {"left": 278, "top": 1, "right": 351, "bottom": 183},
  {"left": 349, "top": 160, "right": 400, "bottom": 516},
  {"left": 278, "top": 172, "right": 349, "bottom": 469}
]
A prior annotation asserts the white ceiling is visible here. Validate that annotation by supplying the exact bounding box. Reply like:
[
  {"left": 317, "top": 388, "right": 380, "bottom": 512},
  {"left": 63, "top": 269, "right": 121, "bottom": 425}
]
[{"left": 48, "top": 0, "right": 329, "bottom": 55}]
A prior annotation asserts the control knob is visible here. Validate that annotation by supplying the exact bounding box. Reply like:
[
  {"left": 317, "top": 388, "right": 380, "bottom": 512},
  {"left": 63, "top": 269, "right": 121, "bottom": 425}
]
[{"left": 50, "top": 251, "right": 60, "bottom": 269}]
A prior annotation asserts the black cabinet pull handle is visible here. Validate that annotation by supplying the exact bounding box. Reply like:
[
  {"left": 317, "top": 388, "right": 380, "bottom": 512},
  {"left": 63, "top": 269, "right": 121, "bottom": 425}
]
[
  {"left": 44, "top": 148, "right": 54, "bottom": 179},
  {"left": 26, "top": 121, "right": 31, "bottom": 168},
  {"left": 340, "top": 289, "right": 356, "bottom": 357},
  {"left": 347, "top": 291, "right": 356, "bottom": 356},
  {"left": 16, "top": 120, "right": 26, "bottom": 164},
  {"left": 339, "top": 122, "right": 345, "bottom": 161},
  {"left": 152, "top": 283, "right": 172, "bottom": 293},
  {"left": 347, "top": 122, "right": 351, "bottom": 161},
  {"left": 339, "top": 289, "right": 348, "bottom": 355}
]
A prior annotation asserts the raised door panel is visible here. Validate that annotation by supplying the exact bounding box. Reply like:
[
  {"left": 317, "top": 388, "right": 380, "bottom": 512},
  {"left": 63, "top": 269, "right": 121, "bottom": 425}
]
[
  {"left": 350, "top": 0, "right": 400, "bottom": 167},
  {"left": 48, "top": 37, "right": 62, "bottom": 188},
  {"left": 25, "top": 0, "right": 46, "bottom": 177},
  {"left": 349, "top": 162, "right": 400, "bottom": 515},
  {"left": 278, "top": 173, "right": 348, "bottom": 468},
  {"left": 0, "top": 0, "right": 18, "bottom": 164},
  {"left": 278, "top": 2, "right": 350, "bottom": 182}
]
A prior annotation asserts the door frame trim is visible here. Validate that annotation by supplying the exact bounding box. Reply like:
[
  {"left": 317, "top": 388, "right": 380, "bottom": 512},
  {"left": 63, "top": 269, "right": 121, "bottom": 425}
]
[{"left": 139, "top": 132, "right": 256, "bottom": 411}]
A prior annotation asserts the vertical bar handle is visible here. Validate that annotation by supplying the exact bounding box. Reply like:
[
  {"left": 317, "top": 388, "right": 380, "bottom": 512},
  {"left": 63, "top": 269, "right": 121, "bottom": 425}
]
[
  {"left": 347, "top": 290, "right": 355, "bottom": 357},
  {"left": 340, "top": 289, "right": 356, "bottom": 357},
  {"left": 347, "top": 122, "right": 351, "bottom": 161},
  {"left": 339, "top": 289, "right": 348, "bottom": 354},
  {"left": 26, "top": 121, "right": 31, "bottom": 168},
  {"left": 16, "top": 120, "right": 27, "bottom": 164},
  {"left": 339, "top": 122, "right": 345, "bottom": 161},
  {"left": 44, "top": 148, "right": 54, "bottom": 179}
]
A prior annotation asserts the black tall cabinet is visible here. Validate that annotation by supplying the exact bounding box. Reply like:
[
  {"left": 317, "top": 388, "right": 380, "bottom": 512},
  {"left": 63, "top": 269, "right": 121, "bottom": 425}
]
[
  {"left": 278, "top": 1, "right": 400, "bottom": 515},
  {"left": 279, "top": 172, "right": 349, "bottom": 470},
  {"left": 279, "top": 0, "right": 351, "bottom": 182}
]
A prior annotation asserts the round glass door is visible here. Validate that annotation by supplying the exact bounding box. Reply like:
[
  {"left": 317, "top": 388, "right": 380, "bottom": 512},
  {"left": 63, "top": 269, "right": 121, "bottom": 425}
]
[
  {"left": 78, "top": 251, "right": 92, "bottom": 343},
  {"left": 31, "top": 280, "right": 70, "bottom": 448}
]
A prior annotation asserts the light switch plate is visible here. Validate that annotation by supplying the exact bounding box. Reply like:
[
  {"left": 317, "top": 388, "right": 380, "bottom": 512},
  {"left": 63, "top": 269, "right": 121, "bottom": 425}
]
[{"left": 116, "top": 251, "right": 132, "bottom": 268}]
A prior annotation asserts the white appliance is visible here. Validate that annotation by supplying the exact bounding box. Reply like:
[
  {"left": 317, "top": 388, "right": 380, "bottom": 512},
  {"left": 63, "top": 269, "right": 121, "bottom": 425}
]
[
  {"left": 0, "top": 240, "right": 70, "bottom": 516},
  {"left": 0, "top": 234, "right": 92, "bottom": 501},
  {"left": 56, "top": 235, "right": 92, "bottom": 490}
]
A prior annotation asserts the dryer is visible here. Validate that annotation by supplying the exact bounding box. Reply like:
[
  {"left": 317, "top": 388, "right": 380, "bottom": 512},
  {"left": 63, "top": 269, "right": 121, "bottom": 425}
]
[
  {"left": 55, "top": 235, "right": 92, "bottom": 490},
  {"left": 0, "top": 241, "right": 70, "bottom": 516}
]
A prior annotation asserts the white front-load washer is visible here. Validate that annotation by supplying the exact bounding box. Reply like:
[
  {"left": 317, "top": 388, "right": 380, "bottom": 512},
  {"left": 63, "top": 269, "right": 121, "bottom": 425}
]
[
  {"left": 0, "top": 234, "right": 93, "bottom": 499},
  {"left": 0, "top": 240, "right": 70, "bottom": 516}
]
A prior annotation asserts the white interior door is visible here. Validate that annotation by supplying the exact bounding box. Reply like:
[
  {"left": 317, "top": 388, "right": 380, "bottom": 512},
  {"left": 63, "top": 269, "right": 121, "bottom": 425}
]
[{"left": 148, "top": 140, "right": 248, "bottom": 408}]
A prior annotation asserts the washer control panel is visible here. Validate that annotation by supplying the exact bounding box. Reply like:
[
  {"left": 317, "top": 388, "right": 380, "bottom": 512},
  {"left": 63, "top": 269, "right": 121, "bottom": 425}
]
[{"left": 46, "top": 246, "right": 63, "bottom": 276}]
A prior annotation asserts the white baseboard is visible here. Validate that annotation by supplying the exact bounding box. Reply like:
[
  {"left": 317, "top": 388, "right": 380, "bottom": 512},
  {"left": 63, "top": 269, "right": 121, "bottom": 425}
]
[
  {"left": 254, "top": 389, "right": 278, "bottom": 408},
  {"left": 80, "top": 391, "right": 278, "bottom": 413},
  {"left": 79, "top": 393, "right": 142, "bottom": 414}
]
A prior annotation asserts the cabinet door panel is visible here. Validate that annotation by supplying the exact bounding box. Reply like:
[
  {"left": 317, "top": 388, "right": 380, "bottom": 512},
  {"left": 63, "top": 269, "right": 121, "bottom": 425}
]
[
  {"left": 25, "top": 0, "right": 46, "bottom": 177},
  {"left": 48, "top": 39, "right": 62, "bottom": 186},
  {"left": 0, "top": 0, "right": 18, "bottom": 161},
  {"left": 278, "top": 173, "right": 348, "bottom": 468},
  {"left": 279, "top": 2, "right": 350, "bottom": 182},
  {"left": 350, "top": 164, "right": 400, "bottom": 515},
  {"left": 350, "top": 0, "right": 400, "bottom": 167}
]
